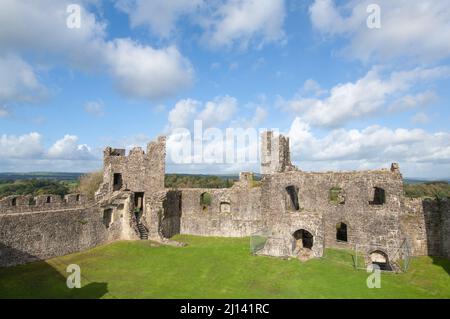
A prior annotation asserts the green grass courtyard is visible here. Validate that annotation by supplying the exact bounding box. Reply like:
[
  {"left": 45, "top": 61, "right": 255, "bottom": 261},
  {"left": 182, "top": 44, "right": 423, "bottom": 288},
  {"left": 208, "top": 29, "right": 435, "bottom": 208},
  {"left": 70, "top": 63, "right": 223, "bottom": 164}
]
[{"left": 0, "top": 235, "right": 449, "bottom": 299}]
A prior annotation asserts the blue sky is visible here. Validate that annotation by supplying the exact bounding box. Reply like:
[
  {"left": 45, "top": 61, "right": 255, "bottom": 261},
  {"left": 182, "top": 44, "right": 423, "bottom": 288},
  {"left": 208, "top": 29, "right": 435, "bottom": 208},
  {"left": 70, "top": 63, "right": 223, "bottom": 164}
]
[{"left": 1, "top": 0, "right": 450, "bottom": 178}]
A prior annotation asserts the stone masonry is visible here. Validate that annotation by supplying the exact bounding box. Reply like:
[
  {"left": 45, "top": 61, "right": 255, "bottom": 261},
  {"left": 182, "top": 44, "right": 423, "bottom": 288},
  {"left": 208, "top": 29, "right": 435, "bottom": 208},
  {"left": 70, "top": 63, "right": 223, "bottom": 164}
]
[{"left": 0, "top": 132, "right": 449, "bottom": 267}]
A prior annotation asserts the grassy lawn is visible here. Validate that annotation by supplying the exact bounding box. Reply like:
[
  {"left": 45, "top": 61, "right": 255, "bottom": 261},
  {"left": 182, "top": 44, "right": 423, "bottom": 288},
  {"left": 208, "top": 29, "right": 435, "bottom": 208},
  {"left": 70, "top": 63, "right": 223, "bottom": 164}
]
[{"left": 0, "top": 235, "right": 449, "bottom": 299}]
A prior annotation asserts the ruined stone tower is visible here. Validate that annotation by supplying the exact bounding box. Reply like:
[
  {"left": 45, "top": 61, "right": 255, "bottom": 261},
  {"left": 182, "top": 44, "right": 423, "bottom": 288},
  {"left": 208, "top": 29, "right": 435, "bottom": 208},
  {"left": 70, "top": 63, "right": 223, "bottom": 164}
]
[{"left": 260, "top": 131, "right": 296, "bottom": 174}]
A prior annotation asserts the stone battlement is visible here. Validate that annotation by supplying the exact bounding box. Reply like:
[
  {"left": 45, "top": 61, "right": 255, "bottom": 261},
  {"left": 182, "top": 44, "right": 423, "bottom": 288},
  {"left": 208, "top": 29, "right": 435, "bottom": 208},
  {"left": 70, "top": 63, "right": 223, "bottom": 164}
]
[{"left": 0, "top": 193, "right": 89, "bottom": 214}]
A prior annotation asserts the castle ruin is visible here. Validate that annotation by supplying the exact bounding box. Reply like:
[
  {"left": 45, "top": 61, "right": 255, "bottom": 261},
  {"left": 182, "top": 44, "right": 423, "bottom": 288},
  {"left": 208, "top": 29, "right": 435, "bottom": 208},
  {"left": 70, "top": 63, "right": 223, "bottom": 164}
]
[{"left": 1, "top": 131, "right": 449, "bottom": 270}]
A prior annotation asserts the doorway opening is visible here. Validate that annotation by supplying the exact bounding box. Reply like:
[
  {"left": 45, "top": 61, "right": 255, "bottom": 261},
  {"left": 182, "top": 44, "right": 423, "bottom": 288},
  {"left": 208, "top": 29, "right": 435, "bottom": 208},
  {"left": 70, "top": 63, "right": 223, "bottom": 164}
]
[
  {"left": 292, "top": 229, "right": 314, "bottom": 250},
  {"left": 134, "top": 192, "right": 145, "bottom": 221}
]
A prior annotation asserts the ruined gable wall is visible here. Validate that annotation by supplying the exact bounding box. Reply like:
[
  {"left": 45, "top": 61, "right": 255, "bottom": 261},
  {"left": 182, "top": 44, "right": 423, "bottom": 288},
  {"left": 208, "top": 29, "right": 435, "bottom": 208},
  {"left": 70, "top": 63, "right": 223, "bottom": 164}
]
[
  {"left": 260, "top": 131, "right": 296, "bottom": 175},
  {"left": 261, "top": 169, "right": 404, "bottom": 258},
  {"left": 0, "top": 202, "right": 129, "bottom": 267},
  {"left": 179, "top": 183, "right": 264, "bottom": 237}
]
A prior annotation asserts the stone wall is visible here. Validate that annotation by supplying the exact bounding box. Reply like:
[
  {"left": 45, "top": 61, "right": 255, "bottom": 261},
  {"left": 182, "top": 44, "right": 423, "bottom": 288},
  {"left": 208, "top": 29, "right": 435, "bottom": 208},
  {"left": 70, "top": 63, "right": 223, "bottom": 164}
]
[
  {"left": 260, "top": 167, "right": 404, "bottom": 259},
  {"left": 401, "top": 197, "right": 450, "bottom": 258},
  {"left": 0, "top": 194, "right": 89, "bottom": 214},
  {"left": 0, "top": 191, "right": 135, "bottom": 267},
  {"left": 161, "top": 190, "right": 182, "bottom": 239},
  {"left": 180, "top": 174, "right": 264, "bottom": 237},
  {"left": 442, "top": 200, "right": 450, "bottom": 259},
  {"left": 0, "top": 208, "right": 114, "bottom": 267}
]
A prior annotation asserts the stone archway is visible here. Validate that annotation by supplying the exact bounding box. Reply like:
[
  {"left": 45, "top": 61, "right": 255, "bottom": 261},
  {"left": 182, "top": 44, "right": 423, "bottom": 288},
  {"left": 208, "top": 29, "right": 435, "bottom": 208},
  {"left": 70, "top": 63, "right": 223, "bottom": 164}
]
[
  {"left": 369, "top": 250, "right": 392, "bottom": 271},
  {"left": 292, "top": 229, "right": 313, "bottom": 249},
  {"left": 292, "top": 229, "right": 314, "bottom": 261}
]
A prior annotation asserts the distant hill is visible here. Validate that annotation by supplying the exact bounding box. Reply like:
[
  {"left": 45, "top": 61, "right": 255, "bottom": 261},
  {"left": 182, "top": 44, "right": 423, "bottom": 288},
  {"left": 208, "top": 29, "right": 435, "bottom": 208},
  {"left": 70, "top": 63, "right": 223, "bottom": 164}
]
[
  {"left": 0, "top": 172, "right": 447, "bottom": 183},
  {"left": 404, "top": 178, "right": 450, "bottom": 184},
  {"left": 0, "top": 172, "right": 83, "bottom": 181}
]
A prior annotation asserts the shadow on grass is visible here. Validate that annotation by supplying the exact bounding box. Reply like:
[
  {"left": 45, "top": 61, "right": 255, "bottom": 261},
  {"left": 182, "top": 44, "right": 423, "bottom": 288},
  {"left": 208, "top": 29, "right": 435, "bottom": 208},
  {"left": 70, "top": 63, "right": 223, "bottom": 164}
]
[
  {"left": 0, "top": 243, "right": 108, "bottom": 299},
  {"left": 431, "top": 256, "right": 450, "bottom": 275}
]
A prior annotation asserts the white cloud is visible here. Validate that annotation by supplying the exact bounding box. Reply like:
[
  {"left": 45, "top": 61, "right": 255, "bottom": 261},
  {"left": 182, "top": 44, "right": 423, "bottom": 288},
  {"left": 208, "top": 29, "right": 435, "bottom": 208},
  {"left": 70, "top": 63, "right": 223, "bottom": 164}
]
[
  {"left": 47, "top": 135, "right": 94, "bottom": 160},
  {"left": 0, "top": 132, "right": 44, "bottom": 159},
  {"left": 105, "top": 39, "right": 194, "bottom": 100},
  {"left": 388, "top": 91, "right": 437, "bottom": 113},
  {"left": 167, "top": 96, "right": 238, "bottom": 130},
  {"left": 168, "top": 99, "right": 200, "bottom": 129},
  {"left": 202, "top": 0, "right": 286, "bottom": 49},
  {"left": 0, "top": 54, "right": 47, "bottom": 106},
  {"left": 280, "top": 66, "right": 450, "bottom": 127},
  {"left": 115, "top": 0, "right": 203, "bottom": 38},
  {"left": 0, "top": 1, "right": 195, "bottom": 102},
  {"left": 197, "top": 96, "right": 238, "bottom": 127},
  {"left": 309, "top": 0, "right": 450, "bottom": 63},
  {"left": 116, "top": 0, "right": 287, "bottom": 50},
  {"left": 288, "top": 117, "right": 450, "bottom": 166},
  {"left": 0, "top": 0, "right": 106, "bottom": 70},
  {"left": 84, "top": 100, "right": 105, "bottom": 117}
]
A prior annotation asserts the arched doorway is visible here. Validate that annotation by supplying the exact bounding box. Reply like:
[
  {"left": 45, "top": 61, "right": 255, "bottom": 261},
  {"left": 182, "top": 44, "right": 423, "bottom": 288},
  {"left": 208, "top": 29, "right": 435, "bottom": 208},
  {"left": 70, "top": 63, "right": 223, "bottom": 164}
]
[
  {"left": 369, "top": 250, "right": 392, "bottom": 271},
  {"left": 336, "top": 222, "right": 348, "bottom": 242},
  {"left": 292, "top": 229, "right": 313, "bottom": 250}
]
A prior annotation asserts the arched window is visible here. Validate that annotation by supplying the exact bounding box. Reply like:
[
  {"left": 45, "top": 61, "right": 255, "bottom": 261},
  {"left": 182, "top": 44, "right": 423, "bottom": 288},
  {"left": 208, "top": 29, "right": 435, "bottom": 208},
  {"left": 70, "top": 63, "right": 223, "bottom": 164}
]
[
  {"left": 11, "top": 197, "right": 17, "bottom": 206},
  {"left": 46, "top": 196, "right": 52, "bottom": 204},
  {"left": 370, "top": 187, "right": 386, "bottom": 205},
  {"left": 76, "top": 194, "right": 81, "bottom": 201},
  {"left": 336, "top": 222, "right": 348, "bottom": 242},
  {"left": 200, "top": 192, "right": 212, "bottom": 211},
  {"left": 292, "top": 229, "right": 313, "bottom": 250},
  {"left": 285, "top": 185, "right": 300, "bottom": 211}
]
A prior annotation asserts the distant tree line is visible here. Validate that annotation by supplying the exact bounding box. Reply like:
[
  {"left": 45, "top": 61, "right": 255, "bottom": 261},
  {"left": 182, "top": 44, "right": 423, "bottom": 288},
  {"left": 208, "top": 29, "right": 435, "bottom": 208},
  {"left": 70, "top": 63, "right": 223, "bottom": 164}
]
[
  {"left": 404, "top": 181, "right": 450, "bottom": 200},
  {"left": 2, "top": 174, "right": 448, "bottom": 200},
  {"left": 165, "top": 174, "right": 236, "bottom": 189},
  {"left": 0, "top": 179, "right": 72, "bottom": 198}
]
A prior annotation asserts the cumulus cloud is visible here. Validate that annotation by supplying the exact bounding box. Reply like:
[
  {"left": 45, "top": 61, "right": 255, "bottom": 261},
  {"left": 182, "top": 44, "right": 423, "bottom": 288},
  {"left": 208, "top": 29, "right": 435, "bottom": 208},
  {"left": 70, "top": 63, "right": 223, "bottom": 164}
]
[
  {"left": 0, "top": 0, "right": 195, "bottom": 102},
  {"left": 202, "top": 0, "right": 286, "bottom": 49},
  {"left": 0, "top": 132, "right": 97, "bottom": 166},
  {"left": 168, "top": 99, "right": 200, "bottom": 129},
  {"left": 115, "top": 0, "right": 204, "bottom": 38},
  {"left": 279, "top": 66, "right": 450, "bottom": 127},
  {"left": 167, "top": 95, "right": 238, "bottom": 130},
  {"left": 288, "top": 117, "right": 450, "bottom": 166},
  {"left": 0, "top": 0, "right": 106, "bottom": 70},
  {"left": 47, "top": 135, "right": 94, "bottom": 160},
  {"left": 0, "top": 55, "right": 48, "bottom": 107},
  {"left": 0, "top": 132, "right": 44, "bottom": 159},
  {"left": 115, "top": 0, "right": 287, "bottom": 50},
  {"left": 309, "top": 0, "right": 450, "bottom": 63},
  {"left": 105, "top": 39, "right": 194, "bottom": 100}
]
